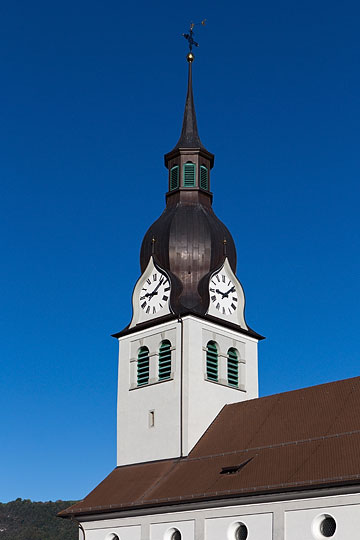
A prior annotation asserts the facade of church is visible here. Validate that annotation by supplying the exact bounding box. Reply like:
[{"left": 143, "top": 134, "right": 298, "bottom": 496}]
[{"left": 60, "top": 54, "right": 360, "bottom": 540}]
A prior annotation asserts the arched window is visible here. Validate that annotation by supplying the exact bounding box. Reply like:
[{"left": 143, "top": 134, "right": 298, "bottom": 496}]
[
  {"left": 227, "top": 348, "right": 239, "bottom": 387},
  {"left": 170, "top": 165, "right": 179, "bottom": 190},
  {"left": 183, "top": 162, "right": 196, "bottom": 186},
  {"left": 200, "top": 165, "right": 208, "bottom": 190},
  {"left": 137, "top": 346, "right": 149, "bottom": 386},
  {"left": 206, "top": 341, "right": 218, "bottom": 381},
  {"left": 159, "top": 340, "right": 172, "bottom": 380}
]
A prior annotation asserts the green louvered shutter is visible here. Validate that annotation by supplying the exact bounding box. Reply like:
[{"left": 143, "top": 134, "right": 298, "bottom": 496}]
[
  {"left": 227, "top": 348, "right": 239, "bottom": 387},
  {"left": 200, "top": 165, "right": 208, "bottom": 190},
  {"left": 159, "top": 340, "right": 172, "bottom": 380},
  {"left": 170, "top": 166, "right": 179, "bottom": 190},
  {"left": 137, "top": 346, "right": 149, "bottom": 386},
  {"left": 183, "top": 163, "right": 196, "bottom": 186},
  {"left": 206, "top": 341, "right": 218, "bottom": 381}
]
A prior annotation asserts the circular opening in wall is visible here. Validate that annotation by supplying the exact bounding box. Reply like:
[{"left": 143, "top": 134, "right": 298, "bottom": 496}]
[
  {"left": 235, "top": 523, "right": 248, "bottom": 540},
  {"left": 312, "top": 514, "right": 337, "bottom": 538},
  {"left": 228, "top": 522, "right": 248, "bottom": 540},
  {"left": 320, "top": 517, "right": 336, "bottom": 537},
  {"left": 165, "top": 528, "right": 181, "bottom": 540},
  {"left": 105, "top": 534, "right": 119, "bottom": 540}
]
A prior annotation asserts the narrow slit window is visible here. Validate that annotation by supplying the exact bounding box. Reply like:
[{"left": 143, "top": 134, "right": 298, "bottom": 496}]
[
  {"left": 183, "top": 162, "right": 196, "bottom": 187},
  {"left": 227, "top": 347, "right": 239, "bottom": 387},
  {"left": 137, "top": 346, "right": 149, "bottom": 386},
  {"left": 170, "top": 165, "right": 179, "bottom": 190},
  {"left": 200, "top": 165, "right": 208, "bottom": 190},
  {"left": 206, "top": 341, "right": 218, "bottom": 381},
  {"left": 159, "top": 340, "right": 172, "bottom": 380}
]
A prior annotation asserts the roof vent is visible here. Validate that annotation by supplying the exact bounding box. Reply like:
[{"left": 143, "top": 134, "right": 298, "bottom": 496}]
[{"left": 220, "top": 457, "right": 253, "bottom": 475}]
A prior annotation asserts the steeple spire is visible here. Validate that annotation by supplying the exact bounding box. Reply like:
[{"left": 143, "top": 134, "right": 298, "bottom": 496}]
[
  {"left": 174, "top": 55, "right": 204, "bottom": 150},
  {"left": 164, "top": 53, "right": 214, "bottom": 169}
]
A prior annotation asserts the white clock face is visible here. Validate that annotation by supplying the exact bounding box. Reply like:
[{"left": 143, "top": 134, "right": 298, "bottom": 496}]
[
  {"left": 209, "top": 272, "right": 238, "bottom": 316},
  {"left": 139, "top": 271, "right": 170, "bottom": 315}
]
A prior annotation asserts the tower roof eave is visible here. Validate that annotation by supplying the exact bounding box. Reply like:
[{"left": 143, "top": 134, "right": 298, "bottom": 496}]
[{"left": 164, "top": 146, "right": 215, "bottom": 168}]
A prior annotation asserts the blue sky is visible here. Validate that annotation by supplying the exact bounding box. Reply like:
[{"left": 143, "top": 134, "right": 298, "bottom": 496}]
[{"left": 1, "top": 0, "right": 359, "bottom": 503}]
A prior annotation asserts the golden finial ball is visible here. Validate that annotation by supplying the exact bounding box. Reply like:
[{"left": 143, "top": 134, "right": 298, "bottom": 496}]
[{"left": 187, "top": 52, "right": 195, "bottom": 63}]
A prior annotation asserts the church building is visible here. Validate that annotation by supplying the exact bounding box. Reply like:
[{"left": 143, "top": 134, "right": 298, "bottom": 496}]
[{"left": 59, "top": 51, "right": 360, "bottom": 540}]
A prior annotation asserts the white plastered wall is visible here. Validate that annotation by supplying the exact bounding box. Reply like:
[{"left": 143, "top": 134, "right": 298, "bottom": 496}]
[
  {"left": 117, "top": 321, "right": 182, "bottom": 466},
  {"left": 79, "top": 492, "right": 360, "bottom": 540},
  {"left": 117, "top": 316, "right": 259, "bottom": 466},
  {"left": 181, "top": 316, "right": 258, "bottom": 455}
]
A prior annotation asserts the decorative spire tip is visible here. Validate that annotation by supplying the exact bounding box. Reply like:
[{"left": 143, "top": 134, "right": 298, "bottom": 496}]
[{"left": 182, "top": 19, "right": 206, "bottom": 60}]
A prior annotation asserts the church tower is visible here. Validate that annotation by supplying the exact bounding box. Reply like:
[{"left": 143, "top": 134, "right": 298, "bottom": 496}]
[{"left": 114, "top": 53, "right": 264, "bottom": 467}]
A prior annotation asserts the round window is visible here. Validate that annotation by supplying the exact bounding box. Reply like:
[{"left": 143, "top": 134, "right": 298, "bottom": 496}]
[
  {"left": 105, "top": 534, "right": 119, "bottom": 540},
  {"left": 320, "top": 517, "right": 336, "bottom": 537},
  {"left": 235, "top": 523, "right": 248, "bottom": 540},
  {"left": 312, "top": 514, "right": 337, "bottom": 539},
  {"left": 171, "top": 530, "right": 181, "bottom": 540}
]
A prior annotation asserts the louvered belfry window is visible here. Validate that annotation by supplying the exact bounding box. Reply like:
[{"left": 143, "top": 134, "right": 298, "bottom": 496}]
[
  {"left": 137, "top": 346, "right": 150, "bottom": 386},
  {"left": 206, "top": 341, "right": 218, "bottom": 381},
  {"left": 227, "top": 347, "right": 239, "bottom": 387},
  {"left": 158, "top": 340, "right": 172, "bottom": 380},
  {"left": 170, "top": 165, "right": 179, "bottom": 190},
  {"left": 200, "top": 165, "right": 208, "bottom": 190},
  {"left": 183, "top": 162, "right": 196, "bottom": 187}
]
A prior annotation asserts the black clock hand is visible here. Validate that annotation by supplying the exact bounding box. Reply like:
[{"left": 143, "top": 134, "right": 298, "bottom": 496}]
[
  {"left": 223, "top": 285, "right": 235, "bottom": 298},
  {"left": 147, "top": 277, "right": 164, "bottom": 299},
  {"left": 216, "top": 288, "right": 227, "bottom": 298}
]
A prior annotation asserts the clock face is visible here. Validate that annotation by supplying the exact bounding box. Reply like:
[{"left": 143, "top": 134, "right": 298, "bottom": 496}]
[
  {"left": 209, "top": 272, "right": 238, "bottom": 316},
  {"left": 139, "top": 271, "right": 170, "bottom": 315}
]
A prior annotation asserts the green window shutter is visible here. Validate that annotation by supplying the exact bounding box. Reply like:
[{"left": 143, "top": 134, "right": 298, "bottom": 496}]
[
  {"left": 170, "top": 166, "right": 179, "bottom": 190},
  {"left": 206, "top": 341, "right": 218, "bottom": 381},
  {"left": 183, "top": 163, "right": 196, "bottom": 187},
  {"left": 137, "top": 346, "right": 149, "bottom": 386},
  {"left": 227, "top": 348, "right": 239, "bottom": 387},
  {"left": 159, "top": 340, "right": 172, "bottom": 380},
  {"left": 200, "top": 165, "right": 208, "bottom": 190}
]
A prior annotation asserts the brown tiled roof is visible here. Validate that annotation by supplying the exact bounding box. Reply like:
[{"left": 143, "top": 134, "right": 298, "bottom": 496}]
[{"left": 60, "top": 376, "right": 360, "bottom": 517}]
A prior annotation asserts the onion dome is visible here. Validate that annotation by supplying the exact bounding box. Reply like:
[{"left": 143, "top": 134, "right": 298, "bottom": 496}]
[{"left": 140, "top": 57, "right": 237, "bottom": 315}]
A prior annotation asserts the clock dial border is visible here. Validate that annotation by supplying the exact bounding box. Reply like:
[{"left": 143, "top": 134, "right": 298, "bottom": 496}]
[
  {"left": 129, "top": 256, "right": 172, "bottom": 328},
  {"left": 206, "top": 257, "right": 248, "bottom": 329}
]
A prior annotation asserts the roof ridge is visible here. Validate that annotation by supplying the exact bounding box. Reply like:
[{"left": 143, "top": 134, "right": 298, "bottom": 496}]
[
  {"left": 136, "top": 459, "right": 182, "bottom": 504},
  {"left": 186, "top": 428, "right": 360, "bottom": 462},
  {"left": 224, "top": 375, "right": 360, "bottom": 409}
]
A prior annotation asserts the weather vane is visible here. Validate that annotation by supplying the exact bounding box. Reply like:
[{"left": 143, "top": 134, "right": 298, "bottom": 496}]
[{"left": 182, "top": 19, "right": 206, "bottom": 61}]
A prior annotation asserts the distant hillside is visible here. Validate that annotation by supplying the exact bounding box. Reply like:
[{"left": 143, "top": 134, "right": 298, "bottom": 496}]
[{"left": 0, "top": 499, "right": 78, "bottom": 540}]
